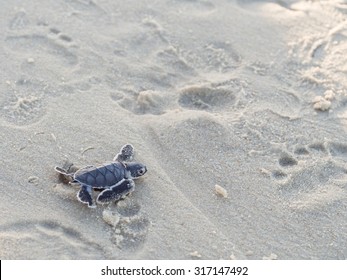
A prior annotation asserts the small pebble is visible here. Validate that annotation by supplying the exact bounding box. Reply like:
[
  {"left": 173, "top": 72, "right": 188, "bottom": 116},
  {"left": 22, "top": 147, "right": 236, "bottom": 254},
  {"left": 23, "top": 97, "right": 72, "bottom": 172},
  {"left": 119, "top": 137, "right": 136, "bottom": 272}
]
[{"left": 215, "top": 184, "right": 228, "bottom": 198}]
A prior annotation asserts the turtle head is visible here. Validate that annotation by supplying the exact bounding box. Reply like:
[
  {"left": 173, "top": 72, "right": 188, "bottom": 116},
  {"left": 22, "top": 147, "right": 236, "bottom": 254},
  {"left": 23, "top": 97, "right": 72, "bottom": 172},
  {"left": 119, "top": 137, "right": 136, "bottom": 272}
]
[{"left": 126, "top": 162, "right": 147, "bottom": 179}]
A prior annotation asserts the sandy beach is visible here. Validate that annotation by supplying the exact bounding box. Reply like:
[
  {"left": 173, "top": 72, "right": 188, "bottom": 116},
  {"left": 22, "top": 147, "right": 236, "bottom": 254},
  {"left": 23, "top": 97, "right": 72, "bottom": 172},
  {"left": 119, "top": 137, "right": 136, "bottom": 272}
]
[{"left": 0, "top": 0, "right": 346, "bottom": 259}]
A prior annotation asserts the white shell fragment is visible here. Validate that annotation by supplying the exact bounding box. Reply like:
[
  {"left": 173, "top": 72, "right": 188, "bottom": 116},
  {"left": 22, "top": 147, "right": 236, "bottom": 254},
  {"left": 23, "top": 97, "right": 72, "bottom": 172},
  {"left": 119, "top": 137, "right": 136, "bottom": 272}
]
[
  {"left": 189, "top": 251, "right": 202, "bottom": 258},
  {"left": 262, "top": 253, "right": 278, "bottom": 260},
  {"left": 214, "top": 184, "right": 228, "bottom": 198}
]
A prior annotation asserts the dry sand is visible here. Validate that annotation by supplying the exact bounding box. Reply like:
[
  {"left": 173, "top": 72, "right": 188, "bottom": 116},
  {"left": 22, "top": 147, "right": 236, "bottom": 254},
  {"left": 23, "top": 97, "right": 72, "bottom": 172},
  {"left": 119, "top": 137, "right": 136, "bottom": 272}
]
[{"left": 0, "top": 0, "right": 347, "bottom": 259}]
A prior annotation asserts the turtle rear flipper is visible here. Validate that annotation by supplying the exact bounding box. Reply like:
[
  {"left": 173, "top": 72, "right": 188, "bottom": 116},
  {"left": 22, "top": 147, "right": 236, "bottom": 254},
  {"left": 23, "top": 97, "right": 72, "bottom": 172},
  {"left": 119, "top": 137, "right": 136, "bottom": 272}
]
[
  {"left": 77, "top": 185, "right": 96, "bottom": 208},
  {"left": 97, "top": 179, "right": 135, "bottom": 204},
  {"left": 55, "top": 166, "right": 75, "bottom": 183},
  {"left": 54, "top": 166, "right": 70, "bottom": 175}
]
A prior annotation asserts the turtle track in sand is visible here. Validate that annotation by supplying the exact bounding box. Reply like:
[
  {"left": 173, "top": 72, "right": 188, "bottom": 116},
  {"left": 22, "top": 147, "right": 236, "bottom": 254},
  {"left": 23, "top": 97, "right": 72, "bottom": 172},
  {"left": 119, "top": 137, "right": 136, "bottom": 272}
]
[
  {"left": 0, "top": 220, "right": 107, "bottom": 259},
  {"left": 143, "top": 115, "right": 247, "bottom": 259},
  {"left": 102, "top": 199, "right": 150, "bottom": 252}
]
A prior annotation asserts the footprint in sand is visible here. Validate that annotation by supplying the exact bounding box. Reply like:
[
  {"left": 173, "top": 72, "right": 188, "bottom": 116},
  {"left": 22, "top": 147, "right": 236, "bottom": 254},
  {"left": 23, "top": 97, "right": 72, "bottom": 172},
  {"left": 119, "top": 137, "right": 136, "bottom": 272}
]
[
  {"left": 183, "top": 41, "right": 242, "bottom": 73},
  {"left": 111, "top": 88, "right": 169, "bottom": 115},
  {"left": 288, "top": 18, "right": 347, "bottom": 100},
  {"left": 271, "top": 142, "right": 347, "bottom": 210},
  {"left": 203, "top": 42, "right": 242, "bottom": 72},
  {"left": 169, "top": 0, "right": 216, "bottom": 16},
  {"left": 48, "top": 27, "right": 74, "bottom": 43},
  {"left": 290, "top": 20, "right": 347, "bottom": 65},
  {"left": 8, "top": 11, "right": 30, "bottom": 30},
  {"left": 178, "top": 80, "right": 242, "bottom": 112},
  {"left": 64, "top": 0, "right": 107, "bottom": 18},
  {"left": 3, "top": 16, "right": 81, "bottom": 125},
  {"left": 5, "top": 34, "right": 78, "bottom": 67},
  {"left": 0, "top": 78, "right": 51, "bottom": 126},
  {"left": 235, "top": 0, "right": 299, "bottom": 12},
  {"left": 0, "top": 220, "right": 106, "bottom": 259},
  {"left": 102, "top": 199, "right": 150, "bottom": 252},
  {"left": 5, "top": 20, "right": 78, "bottom": 67},
  {"left": 156, "top": 46, "right": 196, "bottom": 77}
]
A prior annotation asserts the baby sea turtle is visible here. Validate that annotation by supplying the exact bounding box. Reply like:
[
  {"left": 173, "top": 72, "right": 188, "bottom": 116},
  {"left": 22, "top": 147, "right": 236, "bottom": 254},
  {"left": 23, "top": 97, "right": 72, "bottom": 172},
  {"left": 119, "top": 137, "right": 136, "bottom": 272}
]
[{"left": 54, "top": 144, "right": 147, "bottom": 208}]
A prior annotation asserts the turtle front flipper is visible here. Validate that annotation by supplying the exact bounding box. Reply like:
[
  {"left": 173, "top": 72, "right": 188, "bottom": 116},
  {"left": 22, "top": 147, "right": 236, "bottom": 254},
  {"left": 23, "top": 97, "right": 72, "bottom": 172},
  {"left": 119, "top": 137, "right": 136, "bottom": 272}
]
[
  {"left": 97, "top": 179, "right": 135, "bottom": 204},
  {"left": 77, "top": 185, "right": 96, "bottom": 208},
  {"left": 113, "top": 144, "right": 134, "bottom": 162}
]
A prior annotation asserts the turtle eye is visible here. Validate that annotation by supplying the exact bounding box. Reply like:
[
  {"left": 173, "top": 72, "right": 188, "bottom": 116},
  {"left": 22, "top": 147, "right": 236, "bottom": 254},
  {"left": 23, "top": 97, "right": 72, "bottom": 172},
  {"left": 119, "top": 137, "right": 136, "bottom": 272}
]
[{"left": 138, "top": 168, "right": 146, "bottom": 176}]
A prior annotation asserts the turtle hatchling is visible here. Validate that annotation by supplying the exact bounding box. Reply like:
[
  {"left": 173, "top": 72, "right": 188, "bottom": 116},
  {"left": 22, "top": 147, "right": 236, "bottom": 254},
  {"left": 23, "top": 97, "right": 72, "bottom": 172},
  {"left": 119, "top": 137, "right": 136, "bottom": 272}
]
[{"left": 54, "top": 144, "right": 147, "bottom": 208}]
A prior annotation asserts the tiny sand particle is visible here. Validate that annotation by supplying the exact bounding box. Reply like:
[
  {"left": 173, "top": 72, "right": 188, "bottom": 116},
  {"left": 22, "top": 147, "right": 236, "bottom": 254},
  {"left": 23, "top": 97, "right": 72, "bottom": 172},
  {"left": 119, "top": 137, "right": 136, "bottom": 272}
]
[
  {"left": 27, "top": 58, "right": 35, "bottom": 63},
  {"left": 215, "top": 184, "right": 228, "bottom": 198}
]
